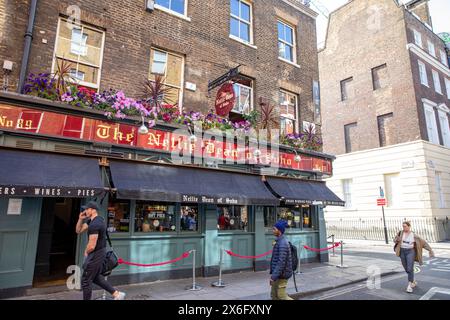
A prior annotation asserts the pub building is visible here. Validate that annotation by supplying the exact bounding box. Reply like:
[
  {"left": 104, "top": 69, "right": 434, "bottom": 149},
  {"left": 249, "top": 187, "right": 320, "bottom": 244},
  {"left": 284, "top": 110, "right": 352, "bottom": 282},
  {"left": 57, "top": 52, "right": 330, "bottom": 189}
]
[{"left": 0, "top": 91, "right": 343, "bottom": 298}]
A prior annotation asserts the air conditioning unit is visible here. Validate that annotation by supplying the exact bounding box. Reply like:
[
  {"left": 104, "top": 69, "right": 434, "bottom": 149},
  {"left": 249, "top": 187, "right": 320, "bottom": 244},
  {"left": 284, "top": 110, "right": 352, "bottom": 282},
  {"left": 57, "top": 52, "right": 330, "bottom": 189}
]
[{"left": 146, "top": 0, "right": 155, "bottom": 12}]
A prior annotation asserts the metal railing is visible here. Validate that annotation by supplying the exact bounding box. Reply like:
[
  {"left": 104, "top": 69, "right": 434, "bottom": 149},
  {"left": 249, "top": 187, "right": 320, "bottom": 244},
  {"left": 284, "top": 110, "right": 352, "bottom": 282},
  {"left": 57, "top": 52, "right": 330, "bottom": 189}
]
[{"left": 325, "top": 217, "right": 450, "bottom": 243}]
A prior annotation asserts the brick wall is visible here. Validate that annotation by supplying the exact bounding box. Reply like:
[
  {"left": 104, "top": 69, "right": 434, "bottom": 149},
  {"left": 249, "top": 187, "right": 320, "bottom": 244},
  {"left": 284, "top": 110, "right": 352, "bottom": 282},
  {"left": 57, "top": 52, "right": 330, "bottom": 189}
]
[{"left": 0, "top": 0, "right": 320, "bottom": 133}]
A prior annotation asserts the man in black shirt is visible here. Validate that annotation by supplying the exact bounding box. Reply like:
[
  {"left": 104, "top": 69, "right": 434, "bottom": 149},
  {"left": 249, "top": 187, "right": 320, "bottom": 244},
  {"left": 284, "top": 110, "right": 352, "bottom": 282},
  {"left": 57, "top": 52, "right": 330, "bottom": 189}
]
[{"left": 76, "top": 201, "right": 125, "bottom": 300}]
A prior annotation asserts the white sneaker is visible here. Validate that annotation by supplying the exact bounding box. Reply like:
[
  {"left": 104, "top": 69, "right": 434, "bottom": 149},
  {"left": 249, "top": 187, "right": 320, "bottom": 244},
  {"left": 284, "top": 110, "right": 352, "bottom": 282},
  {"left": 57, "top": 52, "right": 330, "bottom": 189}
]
[
  {"left": 406, "top": 285, "right": 413, "bottom": 293},
  {"left": 114, "top": 291, "right": 126, "bottom": 300}
]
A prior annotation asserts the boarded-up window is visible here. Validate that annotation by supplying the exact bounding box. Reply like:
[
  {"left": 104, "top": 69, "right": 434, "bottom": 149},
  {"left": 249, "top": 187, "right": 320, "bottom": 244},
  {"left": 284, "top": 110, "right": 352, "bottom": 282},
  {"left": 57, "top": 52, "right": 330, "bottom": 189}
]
[
  {"left": 54, "top": 18, "right": 104, "bottom": 89},
  {"left": 377, "top": 113, "right": 394, "bottom": 147},
  {"left": 344, "top": 122, "right": 357, "bottom": 153},
  {"left": 149, "top": 48, "right": 184, "bottom": 105}
]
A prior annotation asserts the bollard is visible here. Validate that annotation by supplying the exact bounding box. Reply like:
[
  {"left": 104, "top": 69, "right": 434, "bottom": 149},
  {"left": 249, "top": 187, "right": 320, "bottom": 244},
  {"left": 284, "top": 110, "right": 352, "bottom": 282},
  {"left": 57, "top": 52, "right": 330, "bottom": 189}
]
[
  {"left": 295, "top": 242, "right": 302, "bottom": 275},
  {"left": 211, "top": 248, "right": 226, "bottom": 287},
  {"left": 336, "top": 240, "right": 348, "bottom": 268},
  {"left": 185, "top": 249, "right": 203, "bottom": 291},
  {"left": 331, "top": 235, "right": 337, "bottom": 257}
]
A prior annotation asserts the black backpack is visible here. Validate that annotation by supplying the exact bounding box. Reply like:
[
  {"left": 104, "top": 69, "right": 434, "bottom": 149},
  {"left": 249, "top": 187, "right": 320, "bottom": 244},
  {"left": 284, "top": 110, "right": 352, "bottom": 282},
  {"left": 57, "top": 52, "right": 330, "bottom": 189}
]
[{"left": 288, "top": 242, "right": 299, "bottom": 271}]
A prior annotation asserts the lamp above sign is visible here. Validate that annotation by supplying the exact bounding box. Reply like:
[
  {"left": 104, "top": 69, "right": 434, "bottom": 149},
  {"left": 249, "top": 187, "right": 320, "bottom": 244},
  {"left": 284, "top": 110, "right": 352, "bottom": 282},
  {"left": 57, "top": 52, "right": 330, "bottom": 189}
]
[{"left": 215, "top": 83, "right": 236, "bottom": 117}]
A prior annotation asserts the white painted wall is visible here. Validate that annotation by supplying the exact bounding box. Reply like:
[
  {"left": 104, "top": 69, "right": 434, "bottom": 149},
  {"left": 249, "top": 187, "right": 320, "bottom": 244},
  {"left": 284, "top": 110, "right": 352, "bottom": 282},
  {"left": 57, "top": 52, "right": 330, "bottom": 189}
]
[{"left": 325, "top": 140, "right": 450, "bottom": 219}]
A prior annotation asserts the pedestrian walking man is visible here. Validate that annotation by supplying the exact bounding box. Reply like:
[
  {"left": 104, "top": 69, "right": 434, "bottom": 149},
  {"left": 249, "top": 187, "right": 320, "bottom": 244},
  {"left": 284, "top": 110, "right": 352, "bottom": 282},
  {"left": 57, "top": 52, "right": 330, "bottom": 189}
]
[
  {"left": 270, "top": 220, "right": 293, "bottom": 300},
  {"left": 76, "top": 201, "right": 126, "bottom": 300}
]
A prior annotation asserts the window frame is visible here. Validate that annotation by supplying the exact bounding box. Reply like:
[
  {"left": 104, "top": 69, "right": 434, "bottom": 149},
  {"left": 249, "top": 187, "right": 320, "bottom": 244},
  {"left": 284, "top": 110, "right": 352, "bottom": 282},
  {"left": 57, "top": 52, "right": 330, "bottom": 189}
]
[
  {"left": 342, "top": 179, "right": 353, "bottom": 209},
  {"left": 149, "top": 47, "right": 185, "bottom": 109},
  {"left": 423, "top": 102, "right": 440, "bottom": 144},
  {"left": 232, "top": 81, "right": 253, "bottom": 115},
  {"left": 277, "top": 20, "right": 297, "bottom": 64},
  {"left": 384, "top": 173, "right": 401, "bottom": 208},
  {"left": 413, "top": 29, "right": 422, "bottom": 48},
  {"left": 344, "top": 122, "right": 357, "bottom": 153},
  {"left": 52, "top": 18, "right": 105, "bottom": 90},
  {"left": 418, "top": 60, "right": 429, "bottom": 87},
  {"left": 440, "top": 50, "right": 449, "bottom": 67},
  {"left": 437, "top": 109, "right": 450, "bottom": 147},
  {"left": 154, "top": 0, "right": 189, "bottom": 19},
  {"left": 230, "top": 0, "right": 253, "bottom": 45},
  {"left": 445, "top": 78, "right": 450, "bottom": 100},
  {"left": 279, "top": 89, "right": 299, "bottom": 135},
  {"left": 432, "top": 69, "right": 443, "bottom": 94},
  {"left": 427, "top": 40, "right": 436, "bottom": 57}
]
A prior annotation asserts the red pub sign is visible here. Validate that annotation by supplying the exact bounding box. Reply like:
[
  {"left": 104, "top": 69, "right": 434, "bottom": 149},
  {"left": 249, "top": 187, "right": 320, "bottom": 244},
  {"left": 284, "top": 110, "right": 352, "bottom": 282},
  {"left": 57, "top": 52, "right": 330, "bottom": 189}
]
[
  {"left": 0, "top": 103, "right": 332, "bottom": 174},
  {"left": 215, "top": 83, "right": 236, "bottom": 116}
]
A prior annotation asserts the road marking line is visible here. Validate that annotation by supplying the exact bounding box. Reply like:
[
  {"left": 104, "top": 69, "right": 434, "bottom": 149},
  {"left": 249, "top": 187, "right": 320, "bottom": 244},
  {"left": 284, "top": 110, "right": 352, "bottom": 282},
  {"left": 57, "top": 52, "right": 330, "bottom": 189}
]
[
  {"left": 431, "top": 269, "right": 450, "bottom": 273},
  {"left": 419, "top": 287, "right": 450, "bottom": 300}
]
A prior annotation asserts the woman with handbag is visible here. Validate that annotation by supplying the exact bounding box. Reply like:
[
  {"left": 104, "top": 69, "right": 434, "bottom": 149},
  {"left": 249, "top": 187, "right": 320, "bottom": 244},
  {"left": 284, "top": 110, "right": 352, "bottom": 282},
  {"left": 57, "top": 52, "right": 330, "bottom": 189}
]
[{"left": 394, "top": 221, "right": 435, "bottom": 293}]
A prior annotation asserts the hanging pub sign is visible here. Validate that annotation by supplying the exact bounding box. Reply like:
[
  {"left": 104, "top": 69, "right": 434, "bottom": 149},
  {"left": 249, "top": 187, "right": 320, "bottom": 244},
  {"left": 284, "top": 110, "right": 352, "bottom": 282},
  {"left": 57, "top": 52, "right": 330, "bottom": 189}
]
[{"left": 215, "top": 83, "right": 236, "bottom": 117}]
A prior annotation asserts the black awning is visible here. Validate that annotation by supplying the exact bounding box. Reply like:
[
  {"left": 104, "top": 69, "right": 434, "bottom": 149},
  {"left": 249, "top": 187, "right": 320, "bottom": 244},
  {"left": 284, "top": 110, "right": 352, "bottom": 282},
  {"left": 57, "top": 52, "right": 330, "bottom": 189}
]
[
  {"left": 0, "top": 149, "right": 105, "bottom": 197},
  {"left": 109, "top": 160, "right": 279, "bottom": 206},
  {"left": 265, "top": 176, "right": 345, "bottom": 206}
]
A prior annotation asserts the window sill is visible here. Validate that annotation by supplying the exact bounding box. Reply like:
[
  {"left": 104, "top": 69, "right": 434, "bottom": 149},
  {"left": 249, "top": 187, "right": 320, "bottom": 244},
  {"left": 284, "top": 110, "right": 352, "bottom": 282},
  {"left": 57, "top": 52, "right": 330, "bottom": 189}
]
[
  {"left": 278, "top": 57, "right": 300, "bottom": 69},
  {"left": 154, "top": 4, "right": 192, "bottom": 22},
  {"left": 421, "top": 83, "right": 430, "bottom": 88},
  {"left": 229, "top": 35, "right": 257, "bottom": 49}
]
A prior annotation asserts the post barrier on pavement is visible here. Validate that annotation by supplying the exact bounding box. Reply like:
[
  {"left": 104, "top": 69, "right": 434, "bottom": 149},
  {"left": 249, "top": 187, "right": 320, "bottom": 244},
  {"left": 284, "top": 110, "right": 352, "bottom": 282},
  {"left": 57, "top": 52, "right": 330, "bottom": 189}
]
[
  {"left": 336, "top": 241, "right": 348, "bottom": 269},
  {"left": 211, "top": 248, "right": 226, "bottom": 288},
  {"left": 185, "top": 249, "right": 202, "bottom": 291}
]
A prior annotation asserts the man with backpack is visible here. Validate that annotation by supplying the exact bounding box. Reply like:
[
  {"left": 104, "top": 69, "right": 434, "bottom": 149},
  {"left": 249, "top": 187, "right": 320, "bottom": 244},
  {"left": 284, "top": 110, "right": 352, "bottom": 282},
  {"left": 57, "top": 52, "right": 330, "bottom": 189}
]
[{"left": 269, "top": 220, "right": 294, "bottom": 300}]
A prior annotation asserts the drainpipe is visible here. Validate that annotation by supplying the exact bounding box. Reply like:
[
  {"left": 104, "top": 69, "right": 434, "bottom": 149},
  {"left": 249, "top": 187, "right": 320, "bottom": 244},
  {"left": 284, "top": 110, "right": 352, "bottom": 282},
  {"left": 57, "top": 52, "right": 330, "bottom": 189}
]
[{"left": 17, "top": 0, "right": 38, "bottom": 94}]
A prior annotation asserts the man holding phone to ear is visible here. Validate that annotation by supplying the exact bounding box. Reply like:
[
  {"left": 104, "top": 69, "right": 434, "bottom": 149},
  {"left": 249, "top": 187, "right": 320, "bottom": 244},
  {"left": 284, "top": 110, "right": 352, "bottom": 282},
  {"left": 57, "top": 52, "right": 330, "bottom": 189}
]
[{"left": 76, "top": 201, "right": 125, "bottom": 300}]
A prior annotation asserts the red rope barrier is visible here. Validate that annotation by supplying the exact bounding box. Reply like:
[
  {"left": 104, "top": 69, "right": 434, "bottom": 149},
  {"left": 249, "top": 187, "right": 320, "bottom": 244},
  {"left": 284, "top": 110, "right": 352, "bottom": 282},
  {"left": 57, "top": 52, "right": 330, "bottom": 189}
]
[
  {"left": 225, "top": 249, "right": 273, "bottom": 259},
  {"left": 303, "top": 242, "right": 340, "bottom": 253},
  {"left": 118, "top": 251, "right": 191, "bottom": 267}
]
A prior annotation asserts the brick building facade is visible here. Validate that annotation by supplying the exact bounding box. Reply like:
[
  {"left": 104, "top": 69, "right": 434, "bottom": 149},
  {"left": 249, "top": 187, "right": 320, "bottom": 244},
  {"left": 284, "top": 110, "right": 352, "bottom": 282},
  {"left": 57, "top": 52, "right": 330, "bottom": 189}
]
[
  {"left": 319, "top": 0, "right": 450, "bottom": 242},
  {"left": 1, "top": 0, "right": 320, "bottom": 134}
]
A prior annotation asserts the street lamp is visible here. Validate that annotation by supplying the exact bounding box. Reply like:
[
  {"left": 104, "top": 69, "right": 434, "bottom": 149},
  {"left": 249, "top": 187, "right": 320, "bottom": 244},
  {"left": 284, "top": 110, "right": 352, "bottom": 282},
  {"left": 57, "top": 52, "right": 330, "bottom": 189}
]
[{"left": 138, "top": 116, "right": 149, "bottom": 135}]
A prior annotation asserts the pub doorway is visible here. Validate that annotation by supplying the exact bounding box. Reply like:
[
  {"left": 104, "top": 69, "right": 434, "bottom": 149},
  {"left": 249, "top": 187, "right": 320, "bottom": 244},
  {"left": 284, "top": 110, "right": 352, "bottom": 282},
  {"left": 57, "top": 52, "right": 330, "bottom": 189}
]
[{"left": 33, "top": 198, "right": 81, "bottom": 287}]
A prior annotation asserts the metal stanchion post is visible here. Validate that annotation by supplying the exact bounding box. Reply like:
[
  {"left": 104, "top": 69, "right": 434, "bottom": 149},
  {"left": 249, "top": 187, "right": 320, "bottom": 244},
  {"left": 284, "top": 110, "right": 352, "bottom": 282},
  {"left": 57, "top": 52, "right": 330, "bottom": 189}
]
[
  {"left": 212, "top": 248, "right": 226, "bottom": 287},
  {"left": 185, "top": 249, "right": 202, "bottom": 291},
  {"left": 295, "top": 242, "right": 302, "bottom": 275},
  {"left": 331, "top": 235, "right": 337, "bottom": 257},
  {"left": 336, "top": 240, "right": 348, "bottom": 268}
]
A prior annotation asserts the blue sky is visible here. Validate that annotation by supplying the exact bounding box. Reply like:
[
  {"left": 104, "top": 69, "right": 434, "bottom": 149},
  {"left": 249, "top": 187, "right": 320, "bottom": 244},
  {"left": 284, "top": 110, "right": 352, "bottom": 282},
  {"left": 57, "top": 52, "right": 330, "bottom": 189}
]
[{"left": 315, "top": 0, "right": 450, "bottom": 47}]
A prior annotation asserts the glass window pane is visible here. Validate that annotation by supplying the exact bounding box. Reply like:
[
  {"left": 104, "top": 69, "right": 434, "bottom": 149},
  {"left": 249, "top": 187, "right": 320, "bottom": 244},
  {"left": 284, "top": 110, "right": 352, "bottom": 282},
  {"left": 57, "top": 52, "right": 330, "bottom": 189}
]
[
  {"left": 285, "top": 45, "right": 293, "bottom": 61},
  {"left": 70, "top": 28, "right": 87, "bottom": 56},
  {"left": 278, "top": 42, "right": 285, "bottom": 58},
  {"left": 302, "top": 206, "right": 312, "bottom": 229},
  {"left": 135, "top": 202, "right": 176, "bottom": 233},
  {"left": 156, "top": 0, "right": 170, "bottom": 10},
  {"left": 107, "top": 200, "right": 130, "bottom": 233},
  {"left": 79, "top": 28, "right": 103, "bottom": 66},
  {"left": 264, "top": 207, "right": 276, "bottom": 229},
  {"left": 240, "top": 22, "right": 250, "bottom": 42},
  {"left": 171, "top": 0, "right": 185, "bottom": 14},
  {"left": 278, "top": 22, "right": 285, "bottom": 41},
  {"left": 230, "top": 17, "right": 240, "bottom": 38},
  {"left": 240, "top": 2, "right": 250, "bottom": 22},
  {"left": 231, "top": 0, "right": 239, "bottom": 16},
  {"left": 163, "top": 86, "right": 180, "bottom": 105},
  {"left": 180, "top": 205, "right": 199, "bottom": 232},
  {"left": 217, "top": 206, "right": 248, "bottom": 231},
  {"left": 277, "top": 207, "right": 301, "bottom": 229},
  {"left": 77, "top": 63, "right": 99, "bottom": 84},
  {"left": 285, "top": 25, "right": 293, "bottom": 45}
]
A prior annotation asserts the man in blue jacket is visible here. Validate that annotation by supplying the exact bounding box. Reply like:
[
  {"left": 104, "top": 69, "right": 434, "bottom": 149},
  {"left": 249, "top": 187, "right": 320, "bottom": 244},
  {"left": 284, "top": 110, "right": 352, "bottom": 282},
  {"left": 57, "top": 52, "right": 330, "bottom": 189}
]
[{"left": 270, "top": 220, "right": 293, "bottom": 300}]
